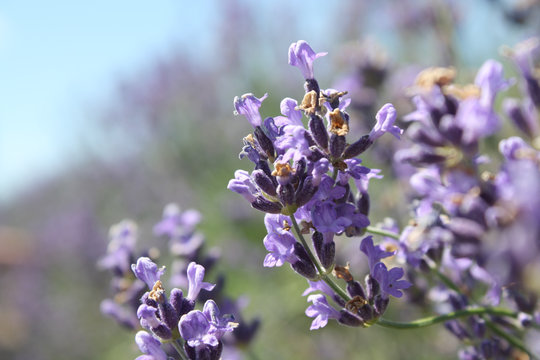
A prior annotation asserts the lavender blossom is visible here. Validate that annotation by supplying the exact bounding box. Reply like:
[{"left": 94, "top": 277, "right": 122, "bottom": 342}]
[
  {"left": 233, "top": 93, "right": 268, "bottom": 127},
  {"left": 288, "top": 40, "right": 327, "bottom": 80},
  {"left": 132, "top": 257, "right": 165, "bottom": 289},
  {"left": 305, "top": 294, "right": 340, "bottom": 330},
  {"left": 186, "top": 262, "right": 215, "bottom": 301}
]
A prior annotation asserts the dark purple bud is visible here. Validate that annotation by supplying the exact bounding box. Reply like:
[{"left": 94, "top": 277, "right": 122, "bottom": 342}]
[
  {"left": 526, "top": 76, "right": 540, "bottom": 107},
  {"left": 170, "top": 289, "right": 193, "bottom": 318},
  {"left": 394, "top": 147, "right": 446, "bottom": 166},
  {"left": 504, "top": 99, "right": 535, "bottom": 137},
  {"left": 185, "top": 341, "right": 223, "bottom": 360},
  {"left": 338, "top": 309, "right": 364, "bottom": 327},
  {"left": 470, "top": 317, "right": 486, "bottom": 338},
  {"left": 252, "top": 169, "right": 277, "bottom": 196},
  {"left": 308, "top": 146, "right": 326, "bottom": 162},
  {"left": 277, "top": 184, "right": 295, "bottom": 206},
  {"left": 305, "top": 78, "right": 320, "bottom": 95},
  {"left": 291, "top": 243, "right": 317, "bottom": 279},
  {"left": 439, "top": 115, "right": 463, "bottom": 145},
  {"left": 329, "top": 134, "right": 346, "bottom": 158},
  {"left": 142, "top": 293, "right": 158, "bottom": 308},
  {"left": 342, "top": 135, "right": 372, "bottom": 159},
  {"left": 233, "top": 318, "right": 260, "bottom": 344},
  {"left": 347, "top": 281, "right": 366, "bottom": 299},
  {"left": 158, "top": 302, "right": 179, "bottom": 331},
  {"left": 373, "top": 295, "right": 389, "bottom": 316},
  {"left": 518, "top": 312, "right": 533, "bottom": 327},
  {"left": 407, "top": 123, "right": 446, "bottom": 147},
  {"left": 444, "top": 94, "right": 458, "bottom": 115},
  {"left": 480, "top": 339, "right": 494, "bottom": 359},
  {"left": 304, "top": 129, "right": 316, "bottom": 147},
  {"left": 291, "top": 158, "right": 307, "bottom": 184},
  {"left": 365, "top": 274, "right": 380, "bottom": 301},
  {"left": 256, "top": 160, "right": 274, "bottom": 181},
  {"left": 152, "top": 323, "right": 172, "bottom": 339},
  {"left": 312, "top": 231, "right": 335, "bottom": 269},
  {"left": 251, "top": 197, "right": 282, "bottom": 213},
  {"left": 254, "top": 126, "right": 275, "bottom": 159},
  {"left": 357, "top": 192, "right": 370, "bottom": 216},
  {"left": 512, "top": 291, "right": 537, "bottom": 313},
  {"left": 309, "top": 114, "right": 329, "bottom": 149},
  {"left": 444, "top": 320, "right": 470, "bottom": 341},
  {"left": 448, "top": 293, "right": 468, "bottom": 310},
  {"left": 295, "top": 176, "right": 318, "bottom": 207},
  {"left": 358, "top": 304, "right": 374, "bottom": 322}
]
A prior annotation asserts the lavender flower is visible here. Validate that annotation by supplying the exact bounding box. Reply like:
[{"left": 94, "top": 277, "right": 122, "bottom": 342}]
[
  {"left": 186, "top": 262, "right": 216, "bottom": 301},
  {"left": 132, "top": 257, "right": 165, "bottom": 289},
  {"left": 372, "top": 262, "right": 411, "bottom": 298},
  {"left": 288, "top": 40, "right": 327, "bottom": 80},
  {"left": 369, "top": 103, "right": 402, "bottom": 141},
  {"left": 233, "top": 93, "right": 268, "bottom": 127},
  {"left": 135, "top": 331, "right": 168, "bottom": 360},
  {"left": 305, "top": 294, "right": 340, "bottom": 330}
]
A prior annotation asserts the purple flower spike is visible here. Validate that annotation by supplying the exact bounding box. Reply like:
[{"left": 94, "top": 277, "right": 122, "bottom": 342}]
[
  {"left": 288, "top": 40, "right": 327, "bottom": 80},
  {"left": 135, "top": 331, "right": 167, "bottom": 360},
  {"left": 372, "top": 262, "right": 412, "bottom": 298},
  {"left": 305, "top": 294, "right": 340, "bottom": 330},
  {"left": 186, "top": 262, "right": 215, "bottom": 301},
  {"left": 360, "top": 236, "right": 395, "bottom": 273},
  {"left": 131, "top": 257, "right": 165, "bottom": 289},
  {"left": 369, "top": 103, "right": 402, "bottom": 141},
  {"left": 233, "top": 93, "right": 268, "bottom": 127},
  {"left": 179, "top": 310, "right": 218, "bottom": 347}
]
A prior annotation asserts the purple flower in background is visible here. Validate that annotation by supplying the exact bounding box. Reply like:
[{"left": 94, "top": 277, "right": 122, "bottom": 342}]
[
  {"left": 153, "top": 203, "right": 201, "bottom": 238},
  {"left": 305, "top": 294, "right": 340, "bottom": 330},
  {"left": 135, "top": 331, "right": 167, "bottom": 360},
  {"left": 369, "top": 103, "right": 402, "bottom": 141},
  {"left": 98, "top": 220, "right": 137, "bottom": 274},
  {"left": 288, "top": 40, "right": 327, "bottom": 79},
  {"left": 360, "top": 236, "right": 395, "bottom": 273},
  {"left": 373, "top": 262, "right": 411, "bottom": 298},
  {"left": 263, "top": 214, "right": 296, "bottom": 267},
  {"left": 475, "top": 60, "right": 512, "bottom": 108},
  {"left": 234, "top": 93, "right": 268, "bottom": 127},
  {"left": 499, "top": 136, "right": 533, "bottom": 161},
  {"left": 132, "top": 257, "right": 165, "bottom": 289},
  {"left": 186, "top": 262, "right": 215, "bottom": 301}
]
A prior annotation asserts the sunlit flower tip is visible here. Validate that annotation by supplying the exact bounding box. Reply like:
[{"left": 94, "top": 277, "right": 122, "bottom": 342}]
[
  {"left": 474, "top": 60, "right": 512, "bottom": 107},
  {"left": 186, "top": 262, "right": 215, "bottom": 301},
  {"left": 202, "top": 300, "right": 238, "bottom": 336},
  {"left": 131, "top": 257, "right": 165, "bottom": 289},
  {"left": 372, "top": 262, "right": 412, "bottom": 298},
  {"left": 305, "top": 294, "right": 340, "bottom": 330},
  {"left": 369, "top": 103, "right": 402, "bottom": 141},
  {"left": 233, "top": 93, "right": 268, "bottom": 127},
  {"left": 360, "top": 236, "right": 395, "bottom": 273},
  {"left": 135, "top": 331, "right": 167, "bottom": 360},
  {"left": 288, "top": 40, "right": 327, "bottom": 80}
]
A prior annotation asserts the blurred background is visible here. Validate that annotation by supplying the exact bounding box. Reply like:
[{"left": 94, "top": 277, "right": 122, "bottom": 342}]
[{"left": 1, "top": 0, "right": 539, "bottom": 359}]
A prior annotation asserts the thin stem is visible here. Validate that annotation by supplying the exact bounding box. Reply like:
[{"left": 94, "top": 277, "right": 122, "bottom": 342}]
[
  {"left": 169, "top": 339, "right": 189, "bottom": 360},
  {"left": 289, "top": 215, "right": 350, "bottom": 302},
  {"left": 365, "top": 226, "right": 400, "bottom": 240},
  {"left": 376, "top": 307, "right": 518, "bottom": 329}
]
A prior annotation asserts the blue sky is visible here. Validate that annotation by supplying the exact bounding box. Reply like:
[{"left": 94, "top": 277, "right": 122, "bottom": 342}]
[
  {"left": 0, "top": 1, "right": 217, "bottom": 202},
  {"left": 0, "top": 0, "right": 532, "bottom": 204}
]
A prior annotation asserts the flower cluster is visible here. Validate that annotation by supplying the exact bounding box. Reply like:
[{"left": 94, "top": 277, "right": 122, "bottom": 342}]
[
  {"left": 99, "top": 205, "right": 259, "bottom": 359},
  {"left": 228, "top": 40, "right": 411, "bottom": 329},
  {"left": 228, "top": 39, "right": 540, "bottom": 359}
]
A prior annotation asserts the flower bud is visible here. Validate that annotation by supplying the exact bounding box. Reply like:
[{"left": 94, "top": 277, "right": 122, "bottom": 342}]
[
  {"left": 309, "top": 114, "right": 329, "bottom": 149},
  {"left": 342, "top": 135, "right": 372, "bottom": 159},
  {"left": 329, "top": 134, "right": 346, "bottom": 158},
  {"left": 252, "top": 169, "right": 277, "bottom": 196}
]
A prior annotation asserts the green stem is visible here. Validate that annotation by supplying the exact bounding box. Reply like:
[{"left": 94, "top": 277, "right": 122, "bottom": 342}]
[
  {"left": 289, "top": 215, "right": 350, "bottom": 302},
  {"left": 376, "top": 307, "right": 517, "bottom": 329},
  {"left": 169, "top": 339, "right": 189, "bottom": 360},
  {"left": 365, "top": 226, "right": 400, "bottom": 240}
]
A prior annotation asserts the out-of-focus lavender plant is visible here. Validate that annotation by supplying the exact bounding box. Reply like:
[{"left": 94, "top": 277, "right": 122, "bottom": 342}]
[
  {"left": 228, "top": 39, "right": 540, "bottom": 359},
  {"left": 99, "top": 204, "right": 259, "bottom": 359}
]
